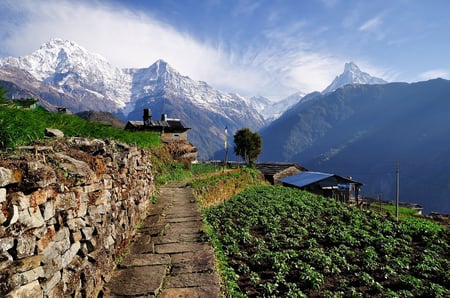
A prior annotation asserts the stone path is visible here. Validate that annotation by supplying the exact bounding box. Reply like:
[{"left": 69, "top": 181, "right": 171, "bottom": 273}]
[{"left": 104, "top": 183, "right": 221, "bottom": 297}]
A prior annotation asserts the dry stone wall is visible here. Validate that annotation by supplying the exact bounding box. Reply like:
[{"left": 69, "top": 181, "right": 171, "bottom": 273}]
[{"left": 0, "top": 137, "right": 155, "bottom": 297}]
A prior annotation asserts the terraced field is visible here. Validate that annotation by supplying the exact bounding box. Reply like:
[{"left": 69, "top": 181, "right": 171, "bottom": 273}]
[{"left": 204, "top": 186, "right": 450, "bottom": 297}]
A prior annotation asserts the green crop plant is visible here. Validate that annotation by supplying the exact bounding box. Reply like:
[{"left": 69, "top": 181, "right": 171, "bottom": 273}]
[{"left": 202, "top": 185, "right": 449, "bottom": 297}]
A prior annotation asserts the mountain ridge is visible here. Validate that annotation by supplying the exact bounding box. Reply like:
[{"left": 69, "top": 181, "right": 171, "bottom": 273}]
[
  {"left": 0, "top": 39, "right": 265, "bottom": 159},
  {"left": 261, "top": 79, "right": 450, "bottom": 214}
]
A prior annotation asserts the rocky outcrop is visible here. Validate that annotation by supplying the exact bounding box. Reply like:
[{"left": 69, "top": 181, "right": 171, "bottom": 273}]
[{"left": 0, "top": 137, "right": 155, "bottom": 297}]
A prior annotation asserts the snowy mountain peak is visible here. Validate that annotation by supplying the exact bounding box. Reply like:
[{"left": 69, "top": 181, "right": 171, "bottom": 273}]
[
  {"left": 0, "top": 38, "right": 118, "bottom": 81},
  {"left": 148, "top": 59, "right": 180, "bottom": 78},
  {"left": 344, "top": 61, "right": 360, "bottom": 73},
  {"left": 323, "top": 62, "right": 387, "bottom": 94},
  {"left": 0, "top": 38, "right": 131, "bottom": 108}
]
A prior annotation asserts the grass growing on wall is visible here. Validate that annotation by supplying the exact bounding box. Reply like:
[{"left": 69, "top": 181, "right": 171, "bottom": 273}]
[{"left": 0, "top": 106, "right": 160, "bottom": 150}]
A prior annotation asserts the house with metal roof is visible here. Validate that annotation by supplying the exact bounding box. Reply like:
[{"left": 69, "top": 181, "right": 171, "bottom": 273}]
[
  {"left": 279, "top": 171, "right": 363, "bottom": 203},
  {"left": 125, "top": 109, "right": 191, "bottom": 142}
]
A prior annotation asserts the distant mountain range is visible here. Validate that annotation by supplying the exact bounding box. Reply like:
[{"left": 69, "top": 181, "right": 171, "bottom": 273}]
[
  {"left": 0, "top": 40, "right": 387, "bottom": 156},
  {"left": 0, "top": 39, "right": 267, "bottom": 158},
  {"left": 5, "top": 38, "right": 448, "bottom": 214},
  {"left": 260, "top": 79, "right": 450, "bottom": 214}
]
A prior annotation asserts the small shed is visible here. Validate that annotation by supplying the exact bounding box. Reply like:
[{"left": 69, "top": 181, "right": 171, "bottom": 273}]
[
  {"left": 255, "top": 162, "right": 308, "bottom": 184},
  {"left": 279, "top": 171, "right": 363, "bottom": 203},
  {"left": 13, "top": 98, "right": 38, "bottom": 110},
  {"left": 125, "top": 109, "right": 191, "bottom": 142}
]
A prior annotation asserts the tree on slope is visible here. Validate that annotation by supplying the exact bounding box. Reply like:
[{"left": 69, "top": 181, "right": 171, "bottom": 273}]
[
  {"left": 233, "top": 128, "right": 262, "bottom": 166},
  {"left": 0, "top": 85, "right": 9, "bottom": 104}
]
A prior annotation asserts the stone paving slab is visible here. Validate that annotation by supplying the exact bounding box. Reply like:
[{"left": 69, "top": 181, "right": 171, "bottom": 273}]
[
  {"left": 168, "top": 220, "right": 203, "bottom": 228},
  {"left": 152, "top": 233, "right": 203, "bottom": 244},
  {"left": 165, "top": 226, "right": 203, "bottom": 237},
  {"left": 171, "top": 249, "right": 215, "bottom": 265},
  {"left": 155, "top": 242, "right": 211, "bottom": 254},
  {"left": 107, "top": 265, "right": 167, "bottom": 296},
  {"left": 119, "top": 253, "right": 170, "bottom": 268},
  {"left": 165, "top": 272, "right": 220, "bottom": 288},
  {"left": 137, "top": 223, "right": 169, "bottom": 236},
  {"left": 130, "top": 242, "right": 155, "bottom": 254},
  {"left": 165, "top": 215, "right": 200, "bottom": 223},
  {"left": 159, "top": 286, "right": 221, "bottom": 298},
  {"left": 171, "top": 257, "right": 216, "bottom": 274}
]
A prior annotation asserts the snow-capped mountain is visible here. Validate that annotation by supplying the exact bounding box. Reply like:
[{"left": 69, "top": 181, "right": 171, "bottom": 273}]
[
  {"left": 0, "top": 38, "right": 131, "bottom": 109},
  {"left": 322, "top": 62, "right": 387, "bottom": 94},
  {"left": 250, "top": 91, "right": 306, "bottom": 122},
  {"left": 0, "top": 38, "right": 265, "bottom": 159}
]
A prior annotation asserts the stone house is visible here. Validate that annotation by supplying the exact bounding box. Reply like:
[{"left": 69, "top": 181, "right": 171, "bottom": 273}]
[
  {"left": 125, "top": 109, "right": 197, "bottom": 162},
  {"left": 255, "top": 162, "right": 307, "bottom": 184},
  {"left": 125, "top": 109, "right": 190, "bottom": 142}
]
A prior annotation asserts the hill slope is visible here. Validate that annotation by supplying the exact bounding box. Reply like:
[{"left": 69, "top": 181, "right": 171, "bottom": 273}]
[{"left": 260, "top": 79, "right": 450, "bottom": 214}]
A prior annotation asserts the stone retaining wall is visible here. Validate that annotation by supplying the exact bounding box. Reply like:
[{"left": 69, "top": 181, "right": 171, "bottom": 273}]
[{"left": 0, "top": 137, "right": 155, "bottom": 297}]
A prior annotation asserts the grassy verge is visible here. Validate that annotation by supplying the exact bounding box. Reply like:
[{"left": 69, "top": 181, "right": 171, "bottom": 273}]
[
  {"left": 370, "top": 203, "right": 421, "bottom": 217},
  {"left": 189, "top": 167, "right": 266, "bottom": 208}
]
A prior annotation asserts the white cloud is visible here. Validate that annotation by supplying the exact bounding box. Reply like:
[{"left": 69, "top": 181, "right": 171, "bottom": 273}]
[
  {"left": 0, "top": 0, "right": 372, "bottom": 100},
  {"left": 232, "top": 0, "right": 261, "bottom": 16},
  {"left": 419, "top": 69, "right": 449, "bottom": 80},
  {"left": 359, "top": 16, "right": 382, "bottom": 32}
]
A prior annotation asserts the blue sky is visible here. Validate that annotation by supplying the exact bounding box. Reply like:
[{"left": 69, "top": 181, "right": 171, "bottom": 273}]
[{"left": 1, "top": 0, "right": 449, "bottom": 100}]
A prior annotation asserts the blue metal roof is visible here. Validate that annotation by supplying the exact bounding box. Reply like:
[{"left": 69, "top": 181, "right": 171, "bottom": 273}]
[{"left": 279, "top": 172, "right": 334, "bottom": 188}]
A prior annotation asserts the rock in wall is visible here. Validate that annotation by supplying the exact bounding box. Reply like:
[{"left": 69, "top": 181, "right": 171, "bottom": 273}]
[{"left": 0, "top": 137, "right": 155, "bottom": 297}]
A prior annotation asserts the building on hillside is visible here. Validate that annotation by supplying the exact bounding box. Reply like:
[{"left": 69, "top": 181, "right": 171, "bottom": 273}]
[
  {"left": 279, "top": 171, "right": 363, "bottom": 204},
  {"left": 255, "top": 162, "right": 308, "bottom": 184},
  {"left": 125, "top": 109, "right": 197, "bottom": 162},
  {"left": 125, "top": 109, "right": 191, "bottom": 142},
  {"left": 57, "top": 107, "right": 68, "bottom": 113},
  {"left": 13, "top": 98, "right": 38, "bottom": 109}
]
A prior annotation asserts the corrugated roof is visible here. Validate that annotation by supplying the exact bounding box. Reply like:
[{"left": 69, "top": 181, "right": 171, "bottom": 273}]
[{"left": 279, "top": 172, "right": 334, "bottom": 188}]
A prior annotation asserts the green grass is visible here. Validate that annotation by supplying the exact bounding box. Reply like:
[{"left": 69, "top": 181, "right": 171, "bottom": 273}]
[
  {"left": 191, "top": 163, "right": 221, "bottom": 176},
  {"left": 190, "top": 167, "right": 266, "bottom": 207},
  {"left": 0, "top": 106, "right": 160, "bottom": 149},
  {"left": 371, "top": 203, "right": 421, "bottom": 217},
  {"left": 154, "top": 162, "right": 193, "bottom": 184},
  {"left": 153, "top": 162, "right": 229, "bottom": 185}
]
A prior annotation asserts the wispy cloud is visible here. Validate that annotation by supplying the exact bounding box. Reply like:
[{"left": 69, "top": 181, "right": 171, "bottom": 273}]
[
  {"left": 320, "top": 0, "right": 339, "bottom": 8},
  {"left": 0, "top": 0, "right": 377, "bottom": 100},
  {"left": 232, "top": 0, "right": 261, "bottom": 16},
  {"left": 419, "top": 69, "right": 449, "bottom": 80},
  {"left": 359, "top": 16, "right": 383, "bottom": 32}
]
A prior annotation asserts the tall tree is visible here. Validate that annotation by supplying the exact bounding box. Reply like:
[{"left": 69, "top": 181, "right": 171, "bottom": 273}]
[
  {"left": 0, "top": 85, "right": 9, "bottom": 104},
  {"left": 233, "top": 128, "right": 262, "bottom": 166}
]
